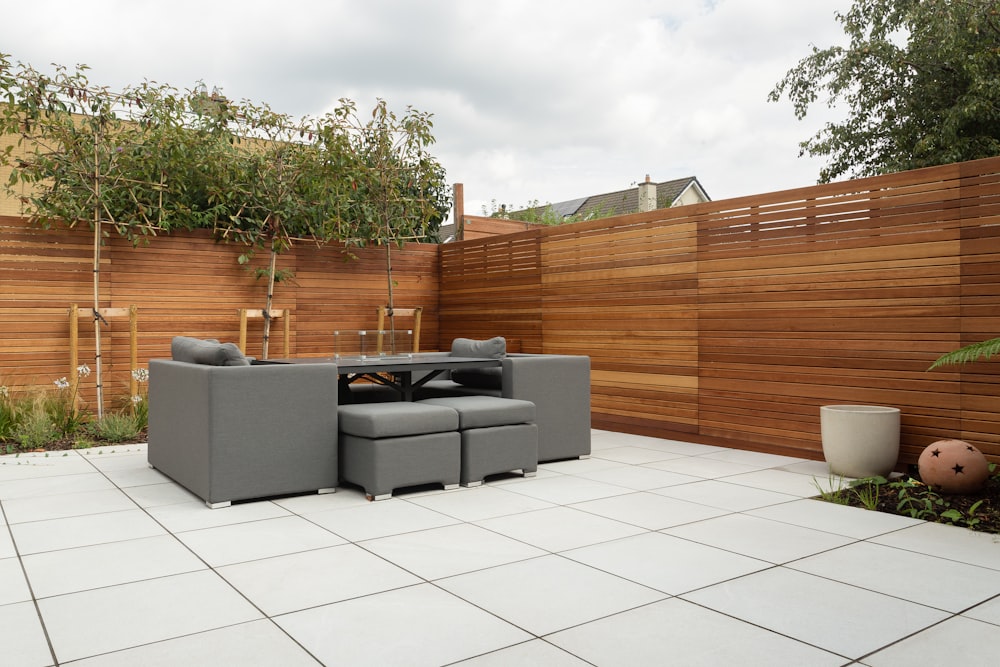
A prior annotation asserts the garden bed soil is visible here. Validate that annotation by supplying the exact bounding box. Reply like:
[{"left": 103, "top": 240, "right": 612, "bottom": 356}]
[
  {"left": 826, "top": 470, "right": 1000, "bottom": 534},
  {"left": 5, "top": 429, "right": 148, "bottom": 454}
]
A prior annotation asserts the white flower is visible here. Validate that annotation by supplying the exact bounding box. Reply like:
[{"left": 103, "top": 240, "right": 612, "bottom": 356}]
[
  {"left": 54, "top": 377, "right": 70, "bottom": 390},
  {"left": 0, "top": 385, "right": 8, "bottom": 398},
  {"left": 77, "top": 364, "right": 91, "bottom": 377},
  {"left": 131, "top": 394, "right": 143, "bottom": 404},
  {"left": 131, "top": 368, "right": 149, "bottom": 383}
]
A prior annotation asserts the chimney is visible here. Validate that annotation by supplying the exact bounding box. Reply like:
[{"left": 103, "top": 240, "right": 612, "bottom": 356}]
[{"left": 638, "top": 174, "right": 656, "bottom": 212}]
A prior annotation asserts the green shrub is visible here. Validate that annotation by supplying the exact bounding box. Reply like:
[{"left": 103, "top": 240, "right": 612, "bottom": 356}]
[
  {"left": 0, "top": 385, "right": 24, "bottom": 441},
  {"left": 16, "top": 399, "right": 60, "bottom": 450},
  {"left": 88, "top": 412, "right": 141, "bottom": 443}
]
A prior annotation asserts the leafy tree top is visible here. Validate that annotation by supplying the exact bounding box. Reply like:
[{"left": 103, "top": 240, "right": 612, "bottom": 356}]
[
  {"left": 0, "top": 54, "right": 451, "bottom": 251},
  {"left": 770, "top": 0, "right": 1000, "bottom": 182}
]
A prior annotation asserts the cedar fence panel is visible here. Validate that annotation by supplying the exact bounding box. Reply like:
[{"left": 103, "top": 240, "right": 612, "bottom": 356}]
[
  {"left": 0, "top": 220, "right": 440, "bottom": 409},
  {"left": 441, "top": 157, "right": 1000, "bottom": 465}
]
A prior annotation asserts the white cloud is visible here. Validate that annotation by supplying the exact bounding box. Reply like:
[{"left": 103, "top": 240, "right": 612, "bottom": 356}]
[{"left": 1, "top": 0, "right": 855, "bottom": 218}]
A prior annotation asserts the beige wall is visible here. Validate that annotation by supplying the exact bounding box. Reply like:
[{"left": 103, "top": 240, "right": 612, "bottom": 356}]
[{"left": 0, "top": 133, "right": 29, "bottom": 217}]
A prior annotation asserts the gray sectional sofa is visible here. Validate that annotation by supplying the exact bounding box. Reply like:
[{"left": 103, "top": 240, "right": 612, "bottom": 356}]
[{"left": 148, "top": 336, "right": 590, "bottom": 507}]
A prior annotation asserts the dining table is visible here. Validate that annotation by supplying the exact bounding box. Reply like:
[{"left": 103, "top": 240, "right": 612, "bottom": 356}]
[{"left": 257, "top": 352, "right": 500, "bottom": 401}]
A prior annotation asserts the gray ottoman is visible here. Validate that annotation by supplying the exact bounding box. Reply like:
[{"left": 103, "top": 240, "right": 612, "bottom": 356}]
[
  {"left": 338, "top": 402, "right": 460, "bottom": 500},
  {"left": 419, "top": 396, "right": 538, "bottom": 487}
]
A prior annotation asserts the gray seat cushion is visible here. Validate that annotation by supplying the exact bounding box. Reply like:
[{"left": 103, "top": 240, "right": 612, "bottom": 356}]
[
  {"left": 419, "top": 396, "right": 535, "bottom": 429},
  {"left": 338, "top": 402, "right": 458, "bottom": 439}
]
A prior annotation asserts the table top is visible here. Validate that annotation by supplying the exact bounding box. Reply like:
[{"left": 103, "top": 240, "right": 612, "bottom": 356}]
[{"left": 260, "top": 353, "right": 501, "bottom": 374}]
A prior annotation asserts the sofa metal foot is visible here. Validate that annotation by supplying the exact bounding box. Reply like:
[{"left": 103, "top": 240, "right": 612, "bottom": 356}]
[
  {"left": 370, "top": 493, "right": 392, "bottom": 501},
  {"left": 317, "top": 487, "right": 337, "bottom": 495},
  {"left": 443, "top": 483, "right": 460, "bottom": 490},
  {"left": 523, "top": 470, "right": 537, "bottom": 478},
  {"left": 206, "top": 500, "right": 231, "bottom": 509},
  {"left": 461, "top": 480, "right": 484, "bottom": 488}
]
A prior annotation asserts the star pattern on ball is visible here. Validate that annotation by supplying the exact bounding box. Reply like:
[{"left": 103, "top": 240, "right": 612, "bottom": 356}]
[{"left": 952, "top": 463, "right": 965, "bottom": 475}]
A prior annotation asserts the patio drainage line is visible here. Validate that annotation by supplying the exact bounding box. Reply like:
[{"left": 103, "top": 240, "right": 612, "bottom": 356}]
[{"left": 1, "top": 500, "right": 61, "bottom": 667}]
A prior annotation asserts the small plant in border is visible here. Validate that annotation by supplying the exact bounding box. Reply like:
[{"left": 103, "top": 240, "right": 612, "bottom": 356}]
[
  {"left": 849, "top": 476, "right": 887, "bottom": 511},
  {"left": 48, "top": 364, "right": 92, "bottom": 438},
  {"left": 130, "top": 367, "right": 149, "bottom": 431}
]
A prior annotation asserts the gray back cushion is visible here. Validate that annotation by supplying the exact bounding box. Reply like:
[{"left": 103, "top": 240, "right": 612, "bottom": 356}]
[
  {"left": 450, "top": 336, "right": 506, "bottom": 359},
  {"left": 449, "top": 337, "right": 506, "bottom": 389},
  {"left": 171, "top": 336, "right": 250, "bottom": 366}
]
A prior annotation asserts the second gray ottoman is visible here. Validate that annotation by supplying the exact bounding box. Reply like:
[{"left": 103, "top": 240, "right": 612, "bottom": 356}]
[
  {"left": 419, "top": 396, "right": 538, "bottom": 487},
  {"left": 338, "top": 402, "right": 460, "bottom": 500}
]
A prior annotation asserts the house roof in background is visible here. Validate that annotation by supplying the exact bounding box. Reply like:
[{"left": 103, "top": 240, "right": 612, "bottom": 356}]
[{"left": 515, "top": 176, "right": 710, "bottom": 221}]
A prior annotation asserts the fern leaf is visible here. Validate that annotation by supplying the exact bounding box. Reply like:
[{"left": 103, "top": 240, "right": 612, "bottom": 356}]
[{"left": 929, "top": 337, "right": 1000, "bottom": 370}]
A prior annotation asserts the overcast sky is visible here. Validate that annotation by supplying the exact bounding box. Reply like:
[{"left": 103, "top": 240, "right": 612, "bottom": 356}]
[{"left": 3, "top": 0, "right": 852, "bottom": 218}]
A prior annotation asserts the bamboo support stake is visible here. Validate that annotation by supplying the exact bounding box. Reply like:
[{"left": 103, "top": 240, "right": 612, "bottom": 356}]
[
  {"left": 239, "top": 308, "right": 288, "bottom": 357},
  {"left": 69, "top": 305, "right": 135, "bottom": 413}
]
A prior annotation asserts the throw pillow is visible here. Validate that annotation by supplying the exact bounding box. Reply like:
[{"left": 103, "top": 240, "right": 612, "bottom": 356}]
[
  {"left": 450, "top": 336, "right": 507, "bottom": 359},
  {"left": 171, "top": 336, "right": 249, "bottom": 366},
  {"left": 219, "top": 342, "right": 251, "bottom": 366}
]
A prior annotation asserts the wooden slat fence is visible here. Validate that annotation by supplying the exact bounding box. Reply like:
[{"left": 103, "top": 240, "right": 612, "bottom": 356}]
[
  {"left": 0, "top": 220, "right": 439, "bottom": 409},
  {"left": 441, "top": 157, "right": 1000, "bottom": 464},
  {"left": 3, "top": 157, "right": 998, "bottom": 464}
]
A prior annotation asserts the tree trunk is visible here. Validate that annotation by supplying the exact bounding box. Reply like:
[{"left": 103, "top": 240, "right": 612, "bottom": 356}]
[
  {"left": 92, "top": 141, "right": 104, "bottom": 418},
  {"left": 384, "top": 240, "right": 395, "bottom": 354},
  {"left": 261, "top": 247, "right": 277, "bottom": 360}
]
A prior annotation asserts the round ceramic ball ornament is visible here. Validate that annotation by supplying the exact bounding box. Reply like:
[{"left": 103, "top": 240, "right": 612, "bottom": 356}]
[{"left": 917, "top": 440, "right": 990, "bottom": 494}]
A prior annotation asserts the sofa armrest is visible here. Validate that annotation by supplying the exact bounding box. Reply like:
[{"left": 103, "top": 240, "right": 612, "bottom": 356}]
[
  {"left": 148, "top": 359, "right": 340, "bottom": 505},
  {"left": 501, "top": 354, "right": 591, "bottom": 461}
]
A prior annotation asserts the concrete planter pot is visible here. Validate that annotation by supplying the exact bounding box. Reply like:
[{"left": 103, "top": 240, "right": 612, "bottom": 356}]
[{"left": 820, "top": 405, "right": 901, "bottom": 478}]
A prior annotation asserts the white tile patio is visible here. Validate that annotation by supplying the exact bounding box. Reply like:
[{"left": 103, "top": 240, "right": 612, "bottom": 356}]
[{"left": 1, "top": 430, "right": 998, "bottom": 666}]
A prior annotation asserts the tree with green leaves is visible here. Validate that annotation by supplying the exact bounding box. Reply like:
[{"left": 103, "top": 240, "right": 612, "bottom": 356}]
[
  {"left": 2, "top": 56, "right": 451, "bottom": 365},
  {"left": 335, "top": 99, "right": 451, "bottom": 345},
  {"left": 204, "top": 96, "right": 360, "bottom": 359},
  {"left": 770, "top": 0, "right": 1000, "bottom": 183},
  {"left": 0, "top": 57, "right": 168, "bottom": 415}
]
